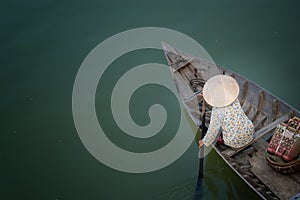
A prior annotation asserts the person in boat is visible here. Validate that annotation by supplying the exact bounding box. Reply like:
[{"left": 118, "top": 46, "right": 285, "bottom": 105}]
[{"left": 198, "top": 75, "right": 254, "bottom": 149}]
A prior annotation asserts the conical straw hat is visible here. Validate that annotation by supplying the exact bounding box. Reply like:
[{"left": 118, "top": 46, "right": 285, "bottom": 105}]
[{"left": 202, "top": 75, "right": 239, "bottom": 107}]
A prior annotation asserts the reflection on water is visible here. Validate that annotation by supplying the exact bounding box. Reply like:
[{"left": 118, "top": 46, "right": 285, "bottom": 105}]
[
  {"left": 202, "top": 149, "right": 260, "bottom": 200},
  {"left": 155, "top": 148, "right": 261, "bottom": 200}
]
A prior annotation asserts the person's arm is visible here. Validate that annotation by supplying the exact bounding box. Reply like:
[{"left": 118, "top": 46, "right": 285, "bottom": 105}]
[{"left": 199, "top": 107, "right": 222, "bottom": 147}]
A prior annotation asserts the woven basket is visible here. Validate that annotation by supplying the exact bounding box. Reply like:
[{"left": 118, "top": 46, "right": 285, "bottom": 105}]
[{"left": 265, "top": 151, "right": 300, "bottom": 174}]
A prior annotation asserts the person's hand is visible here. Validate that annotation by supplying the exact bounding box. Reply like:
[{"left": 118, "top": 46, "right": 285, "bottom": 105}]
[{"left": 198, "top": 140, "right": 204, "bottom": 148}]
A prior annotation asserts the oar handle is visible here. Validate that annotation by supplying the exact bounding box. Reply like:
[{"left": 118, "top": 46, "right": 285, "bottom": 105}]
[
  {"left": 200, "top": 100, "right": 207, "bottom": 139},
  {"left": 201, "top": 100, "right": 206, "bottom": 117}
]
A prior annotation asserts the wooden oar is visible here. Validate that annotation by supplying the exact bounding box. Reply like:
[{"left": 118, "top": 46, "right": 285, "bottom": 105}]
[{"left": 195, "top": 100, "right": 208, "bottom": 199}]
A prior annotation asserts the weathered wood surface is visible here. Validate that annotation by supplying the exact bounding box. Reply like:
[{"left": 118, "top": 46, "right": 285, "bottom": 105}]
[{"left": 249, "top": 148, "right": 300, "bottom": 200}]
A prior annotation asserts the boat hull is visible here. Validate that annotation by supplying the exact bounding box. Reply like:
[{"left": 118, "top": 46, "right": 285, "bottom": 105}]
[{"left": 162, "top": 42, "right": 300, "bottom": 200}]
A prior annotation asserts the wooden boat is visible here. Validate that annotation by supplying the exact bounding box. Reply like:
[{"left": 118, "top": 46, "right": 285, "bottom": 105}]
[{"left": 161, "top": 42, "right": 300, "bottom": 200}]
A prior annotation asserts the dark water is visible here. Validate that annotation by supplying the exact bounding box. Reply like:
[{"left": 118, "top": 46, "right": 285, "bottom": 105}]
[{"left": 1, "top": 0, "right": 300, "bottom": 199}]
